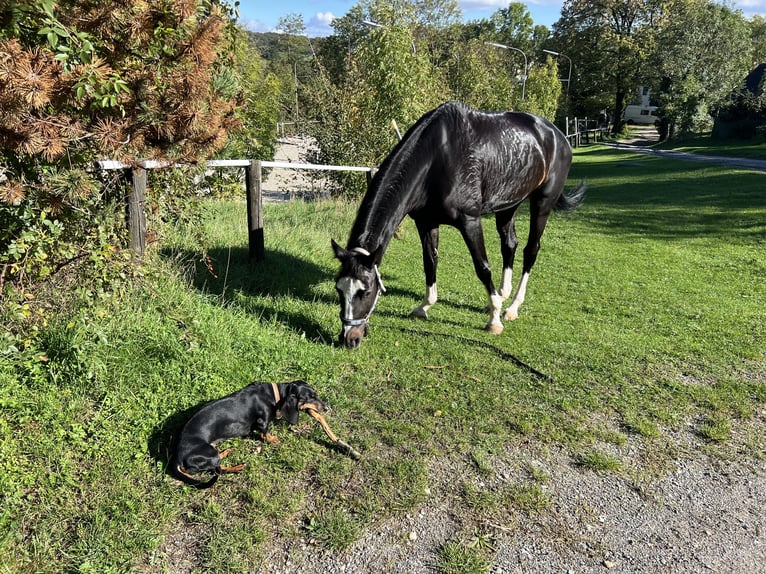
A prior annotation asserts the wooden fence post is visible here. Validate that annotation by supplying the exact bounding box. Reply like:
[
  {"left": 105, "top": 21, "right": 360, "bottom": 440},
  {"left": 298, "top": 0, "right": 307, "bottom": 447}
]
[
  {"left": 127, "top": 166, "right": 147, "bottom": 257},
  {"left": 245, "top": 160, "right": 265, "bottom": 262}
]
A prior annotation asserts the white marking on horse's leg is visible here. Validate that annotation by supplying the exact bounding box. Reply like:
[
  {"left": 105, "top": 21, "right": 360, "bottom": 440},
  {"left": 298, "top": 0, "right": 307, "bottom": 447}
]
[
  {"left": 412, "top": 283, "right": 437, "bottom": 319},
  {"left": 504, "top": 271, "right": 530, "bottom": 321},
  {"left": 486, "top": 292, "right": 504, "bottom": 334},
  {"left": 498, "top": 267, "right": 513, "bottom": 300}
]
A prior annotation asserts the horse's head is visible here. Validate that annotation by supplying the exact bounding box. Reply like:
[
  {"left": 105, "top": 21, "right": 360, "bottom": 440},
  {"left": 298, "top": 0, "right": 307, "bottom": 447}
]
[{"left": 331, "top": 239, "right": 385, "bottom": 349}]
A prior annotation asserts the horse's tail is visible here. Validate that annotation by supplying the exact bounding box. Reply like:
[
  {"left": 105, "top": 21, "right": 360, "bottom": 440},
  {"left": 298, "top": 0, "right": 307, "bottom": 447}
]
[{"left": 555, "top": 181, "right": 587, "bottom": 212}]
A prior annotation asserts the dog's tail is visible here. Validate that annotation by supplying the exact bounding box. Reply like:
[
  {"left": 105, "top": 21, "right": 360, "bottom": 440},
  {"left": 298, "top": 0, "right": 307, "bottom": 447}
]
[
  {"left": 555, "top": 180, "right": 587, "bottom": 212},
  {"left": 172, "top": 464, "right": 219, "bottom": 489}
]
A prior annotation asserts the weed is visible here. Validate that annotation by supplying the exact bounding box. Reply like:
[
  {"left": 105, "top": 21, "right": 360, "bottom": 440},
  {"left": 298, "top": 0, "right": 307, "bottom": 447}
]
[
  {"left": 437, "top": 539, "right": 490, "bottom": 574},
  {"left": 508, "top": 483, "right": 552, "bottom": 512},
  {"left": 577, "top": 451, "right": 623, "bottom": 473},
  {"left": 305, "top": 510, "right": 360, "bottom": 551},
  {"left": 698, "top": 415, "right": 732, "bottom": 442}
]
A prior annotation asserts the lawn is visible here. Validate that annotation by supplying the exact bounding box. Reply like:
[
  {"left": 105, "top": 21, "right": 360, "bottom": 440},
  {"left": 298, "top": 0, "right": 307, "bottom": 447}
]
[{"left": 1, "top": 144, "right": 764, "bottom": 573}]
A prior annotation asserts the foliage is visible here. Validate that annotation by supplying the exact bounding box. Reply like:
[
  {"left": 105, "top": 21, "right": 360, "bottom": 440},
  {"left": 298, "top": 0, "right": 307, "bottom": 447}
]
[
  {"left": 552, "top": 0, "right": 659, "bottom": 131},
  {"left": 522, "top": 55, "right": 562, "bottom": 119},
  {"left": 308, "top": 20, "right": 446, "bottom": 195},
  {"left": 651, "top": 0, "right": 753, "bottom": 139},
  {"left": 220, "top": 29, "right": 281, "bottom": 160},
  {"left": 749, "top": 15, "right": 766, "bottom": 68},
  {"left": 446, "top": 38, "right": 520, "bottom": 111},
  {"left": 0, "top": 1, "right": 279, "bottom": 343}
]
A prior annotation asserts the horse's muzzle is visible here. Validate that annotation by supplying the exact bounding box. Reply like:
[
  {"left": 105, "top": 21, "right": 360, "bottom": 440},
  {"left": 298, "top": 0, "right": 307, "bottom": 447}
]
[{"left": 340, "top": 323, "right": 368, "bottom": 349}]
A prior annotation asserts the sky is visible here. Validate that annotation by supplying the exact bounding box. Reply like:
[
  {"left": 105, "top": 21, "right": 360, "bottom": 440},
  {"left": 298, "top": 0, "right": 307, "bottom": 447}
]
[{"left": 237, "top": 0, "right": 766, "bottom": 37}]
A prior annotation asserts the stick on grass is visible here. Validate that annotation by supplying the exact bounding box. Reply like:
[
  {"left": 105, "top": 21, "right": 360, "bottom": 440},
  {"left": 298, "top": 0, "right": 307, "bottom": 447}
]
[{"left": 305, "top": 408, "right": 362, "bottom": 460}]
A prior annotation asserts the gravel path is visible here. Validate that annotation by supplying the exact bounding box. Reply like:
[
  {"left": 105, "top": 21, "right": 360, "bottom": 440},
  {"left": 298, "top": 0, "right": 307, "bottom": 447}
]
[
  {"left": 256, "top": 430, "right": 765, "bottom": 574},
  {"left": 606, "top": 125, "right": 766, "bottom": 174}
]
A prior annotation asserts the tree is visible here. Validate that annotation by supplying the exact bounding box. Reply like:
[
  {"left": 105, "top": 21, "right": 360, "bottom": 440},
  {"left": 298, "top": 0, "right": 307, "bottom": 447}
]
[
  {"left": 552, "top": 0, "right": 661, "bottom": 132},
  {"left": 223, "top": 30, "right": 281, "bottom": 161},
  {"left": 748, "top": 15, "right": 766, "bottom": 68},
  {"left": 523, "top": 56, "right": 562, "bottom": 119},
  {"left": 651, "top": 0, "right": 752, "bottom": 138},
  {"left": 446, "top": 39, "right": 519, "bottom": 110},
  {"left": 309, "top": 12, "right": 446, "bottom": 195},
  {"left": 0, "top": 0, "right": 256, "bottom": 293}
]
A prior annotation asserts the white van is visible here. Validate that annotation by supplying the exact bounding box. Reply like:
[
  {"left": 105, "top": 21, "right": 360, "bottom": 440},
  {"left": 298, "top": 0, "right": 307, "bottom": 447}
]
[{"left": 623, "top": 105, "right": 659, "bottom": 125}]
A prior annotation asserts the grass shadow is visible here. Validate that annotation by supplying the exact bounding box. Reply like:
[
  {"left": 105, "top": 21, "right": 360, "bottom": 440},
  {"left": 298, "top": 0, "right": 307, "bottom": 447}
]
[
  {"left": 147, "top": 401, "right": 208, "bottom": 471},
  {"left": 570, "top": 148, "right": 766, "bottom": 242},
  {"left": 163, "top": 246, "right": 338, "bottom": 345}
]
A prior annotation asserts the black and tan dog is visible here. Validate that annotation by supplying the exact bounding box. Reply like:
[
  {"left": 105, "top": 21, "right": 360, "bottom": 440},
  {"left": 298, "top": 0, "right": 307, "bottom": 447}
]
[{"left": 170, "top": 380, "right": 327, "bottom": 488}]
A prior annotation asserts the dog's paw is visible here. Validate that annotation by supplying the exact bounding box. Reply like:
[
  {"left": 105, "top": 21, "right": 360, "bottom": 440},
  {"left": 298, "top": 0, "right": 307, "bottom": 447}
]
[{"left": 262, "top": 432, "right": 280, "bottom": 445}]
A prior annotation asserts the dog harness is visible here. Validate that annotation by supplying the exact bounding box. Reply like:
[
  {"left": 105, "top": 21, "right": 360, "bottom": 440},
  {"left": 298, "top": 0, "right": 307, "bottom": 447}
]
[{"left": 339, "top": 247, "right": 386, "bottom": 328}]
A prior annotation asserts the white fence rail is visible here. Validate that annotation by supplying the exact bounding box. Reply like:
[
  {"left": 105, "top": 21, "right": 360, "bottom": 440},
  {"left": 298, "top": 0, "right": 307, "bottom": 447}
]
[{"left": 98, "top": 159, "right": 374, "bottom": 260}]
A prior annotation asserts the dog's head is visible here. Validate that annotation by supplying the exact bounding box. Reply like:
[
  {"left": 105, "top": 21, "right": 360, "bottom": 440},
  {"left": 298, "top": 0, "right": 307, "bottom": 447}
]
[{"left": 280, "top": 380, "right": 327, "bottom": 425}]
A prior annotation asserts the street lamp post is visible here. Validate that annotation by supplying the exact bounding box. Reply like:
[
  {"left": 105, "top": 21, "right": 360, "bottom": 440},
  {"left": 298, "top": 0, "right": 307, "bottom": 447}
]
[
  {"left": 485, "top": 41, "right": 528, "bottom": 101},
  {"left": 542, "top": 49, "right": 572, "bottom": 96}
]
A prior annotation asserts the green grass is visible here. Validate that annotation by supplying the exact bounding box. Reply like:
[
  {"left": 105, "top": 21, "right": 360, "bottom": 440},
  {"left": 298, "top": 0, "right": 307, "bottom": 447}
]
[
  {"left": 437, "top": 539, "right": 490, "bottom": 574},
  {"left": 1, "top": 144, "right": 765, "bottom": 572}
]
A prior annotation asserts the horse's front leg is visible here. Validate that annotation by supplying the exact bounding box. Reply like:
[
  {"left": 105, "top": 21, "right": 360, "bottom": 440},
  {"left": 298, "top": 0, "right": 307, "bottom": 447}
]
[
  {"left": 412, "top": 224, "right": 439, "bottom": 319},
  {"left": 460, "top": 217, "right": 504, "bottom": 334}
]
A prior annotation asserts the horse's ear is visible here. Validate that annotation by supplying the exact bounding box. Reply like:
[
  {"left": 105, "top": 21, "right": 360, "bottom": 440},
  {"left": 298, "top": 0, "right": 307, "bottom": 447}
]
[{"left": 331, "top": 239, "right": 347, "bottom": 260}]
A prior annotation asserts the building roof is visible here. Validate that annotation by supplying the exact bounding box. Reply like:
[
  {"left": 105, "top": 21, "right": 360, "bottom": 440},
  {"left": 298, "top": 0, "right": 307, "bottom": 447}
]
[{"left": 744, "top": 63, "right": 766, "bottom": 94}]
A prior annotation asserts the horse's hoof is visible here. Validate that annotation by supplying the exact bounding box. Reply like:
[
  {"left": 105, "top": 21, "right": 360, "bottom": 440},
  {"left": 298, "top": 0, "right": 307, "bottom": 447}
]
[
  {"left": 485, "top": 322, "right": 504, "bottom": 335},
  {"left": 411, "top": 308, "right": 428, "bottom": 320},
  {"left": 503, "top": 309, "right": 519, "bottom": 321}
]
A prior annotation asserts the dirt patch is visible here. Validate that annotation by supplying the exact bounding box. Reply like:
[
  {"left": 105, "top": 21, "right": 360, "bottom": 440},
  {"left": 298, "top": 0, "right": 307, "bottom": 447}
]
[
  {"left": 615, "top": 125, "right": 660, "bottom": 147},
  {"left": 261, "top": 137, "right": 333, "bottom": 203}
]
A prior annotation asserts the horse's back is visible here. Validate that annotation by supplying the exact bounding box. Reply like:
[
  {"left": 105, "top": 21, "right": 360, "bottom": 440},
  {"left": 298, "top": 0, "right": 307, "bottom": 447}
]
[{"left": 435, "top": 105, "right": 570, "bottom": 212}]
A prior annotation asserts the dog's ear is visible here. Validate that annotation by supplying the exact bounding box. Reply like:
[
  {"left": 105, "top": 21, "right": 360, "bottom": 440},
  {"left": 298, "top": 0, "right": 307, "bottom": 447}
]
[{"left": 281, "top": 395, "right": 300, "bottom": 425}]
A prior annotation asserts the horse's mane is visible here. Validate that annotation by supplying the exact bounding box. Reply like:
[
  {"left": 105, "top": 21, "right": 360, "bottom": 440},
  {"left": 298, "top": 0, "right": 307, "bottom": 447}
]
[{"left": 349, "top": 102, "right": 470, "bottom": 251}]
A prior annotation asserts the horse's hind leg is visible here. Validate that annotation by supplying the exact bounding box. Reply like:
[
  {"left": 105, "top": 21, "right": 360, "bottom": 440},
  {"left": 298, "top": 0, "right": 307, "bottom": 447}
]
[
  {"left": 504, "top": 185, "right": 558, "bottom": 321},
  {"left": 412, "top": 222, "right": 439, "bottom": 319},
  {"left": 459, "top": 216, "right": 504, "bottom": 334},
  {"left": 495, "top": 205, "right": 522, "bottom": 301}
]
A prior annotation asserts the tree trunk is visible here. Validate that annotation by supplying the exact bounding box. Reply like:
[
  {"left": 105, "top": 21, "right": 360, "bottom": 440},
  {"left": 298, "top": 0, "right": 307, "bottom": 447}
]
[{"left": 612, "top": 89, "right": 628, "bottom": 134}]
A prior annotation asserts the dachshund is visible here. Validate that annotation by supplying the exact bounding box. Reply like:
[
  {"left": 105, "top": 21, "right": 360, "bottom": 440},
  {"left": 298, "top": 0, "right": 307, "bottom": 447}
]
[{"left": 170, "top": 380, "right": 327, "bottom": 488}]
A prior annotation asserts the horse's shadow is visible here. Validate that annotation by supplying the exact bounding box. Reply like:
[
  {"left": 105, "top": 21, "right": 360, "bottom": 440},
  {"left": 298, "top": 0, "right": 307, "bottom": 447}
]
[{"left": 164, "top": 246, "right": 338, "bottom": 345}]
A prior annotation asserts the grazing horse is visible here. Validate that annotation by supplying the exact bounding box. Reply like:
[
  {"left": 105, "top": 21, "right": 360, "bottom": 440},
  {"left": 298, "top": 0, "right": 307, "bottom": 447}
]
[{"left": 332, "top": 101, "right": 585, "bottom": 348}]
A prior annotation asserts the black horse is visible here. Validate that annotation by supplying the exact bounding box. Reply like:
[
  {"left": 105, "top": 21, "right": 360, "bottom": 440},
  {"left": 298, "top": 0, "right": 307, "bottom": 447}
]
[{"left": 332, "top": 102, "right": 585, "bottom": 348}]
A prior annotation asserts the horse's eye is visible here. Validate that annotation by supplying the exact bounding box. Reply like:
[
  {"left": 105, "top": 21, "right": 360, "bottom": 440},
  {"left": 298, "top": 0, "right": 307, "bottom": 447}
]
[{"left": 357, "top": 290, "right": 370, "bottom": 299}]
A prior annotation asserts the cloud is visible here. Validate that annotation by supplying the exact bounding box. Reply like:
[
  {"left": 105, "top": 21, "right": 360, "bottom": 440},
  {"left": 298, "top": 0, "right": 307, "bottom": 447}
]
[
  {"left": 241, "top": 19, "right": 272, "bottom": 33},
  {"left": 307, "top": 11, "right": 336, "bottom": 36},
  {"left": 459, "top": 0, "right": 507, "bottom": 8}
]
